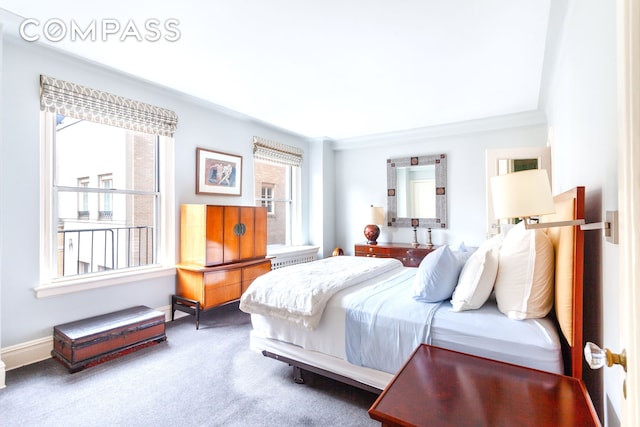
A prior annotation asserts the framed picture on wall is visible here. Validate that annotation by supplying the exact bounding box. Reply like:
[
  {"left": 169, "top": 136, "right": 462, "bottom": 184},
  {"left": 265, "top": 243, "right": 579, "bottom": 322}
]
[{"left": 196, "top": 147, "right": 242, "bottom": 195}]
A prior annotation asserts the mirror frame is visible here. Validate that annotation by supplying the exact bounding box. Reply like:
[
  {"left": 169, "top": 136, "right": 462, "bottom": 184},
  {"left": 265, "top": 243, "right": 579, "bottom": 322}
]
[{"left": 387, "top": 153, "right": 448, "bottom": 228}]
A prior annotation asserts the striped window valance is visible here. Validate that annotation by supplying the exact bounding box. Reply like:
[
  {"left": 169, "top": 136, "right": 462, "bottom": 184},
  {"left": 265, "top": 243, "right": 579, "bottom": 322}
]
[
  {"left": 253, "top": 136, "right": 303, "bottom": 167},
  {"left": 40, "top": 75, "right": 178, "bottom": 137}
]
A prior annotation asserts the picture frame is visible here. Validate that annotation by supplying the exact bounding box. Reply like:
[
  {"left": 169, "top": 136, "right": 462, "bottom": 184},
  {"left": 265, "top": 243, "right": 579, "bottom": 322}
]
[{"left": 196, "top": 147, "right": 242, "bottom": 195}]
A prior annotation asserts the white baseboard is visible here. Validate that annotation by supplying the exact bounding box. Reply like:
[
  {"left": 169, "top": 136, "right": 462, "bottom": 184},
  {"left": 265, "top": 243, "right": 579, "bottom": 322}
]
[
  {"left": 1, "top": 336, "right": 53, "bottom": 371},
  {"left": 1, "top": 304, "right": 186, "bottom": 372}
]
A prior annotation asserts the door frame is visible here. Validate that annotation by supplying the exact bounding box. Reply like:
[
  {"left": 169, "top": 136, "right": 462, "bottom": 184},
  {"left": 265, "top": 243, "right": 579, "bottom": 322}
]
[{"left": 617, "top": 0, "right": 639, "bottom": 424}]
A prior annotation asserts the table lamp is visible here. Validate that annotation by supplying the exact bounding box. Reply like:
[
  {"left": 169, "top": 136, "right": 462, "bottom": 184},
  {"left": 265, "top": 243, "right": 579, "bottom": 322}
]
[{"left": 364, "top": 206, "right": 385, "bottom": 245}]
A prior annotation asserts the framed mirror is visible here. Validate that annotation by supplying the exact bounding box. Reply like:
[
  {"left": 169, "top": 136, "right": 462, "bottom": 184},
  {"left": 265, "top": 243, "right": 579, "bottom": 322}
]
[
  {"left": 485, "top": 146, "right": 551, "bottom": 237},
  {"left": 387, "top": 153, "right": 447, "bottom": 228}
]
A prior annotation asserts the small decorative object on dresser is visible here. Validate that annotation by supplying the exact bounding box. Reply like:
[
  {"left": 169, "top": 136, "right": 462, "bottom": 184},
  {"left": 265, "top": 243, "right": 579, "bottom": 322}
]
[
  {"left": 354, "top": 242, "right": 438, "bottom": 267},
  {"left": 410, "top": 218, "right": 420, "bottom": 247},
  {"left": 173, "top": 204, "right": 272, "bottom": 328}
]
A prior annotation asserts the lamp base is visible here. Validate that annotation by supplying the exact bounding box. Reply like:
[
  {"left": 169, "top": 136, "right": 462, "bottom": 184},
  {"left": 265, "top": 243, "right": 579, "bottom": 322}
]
[
  {"left": 364, "top": 224, "right": 380, "bottom": 245},
  {"left": 412, "top": 226, "right": 419, "bottom": 247}
]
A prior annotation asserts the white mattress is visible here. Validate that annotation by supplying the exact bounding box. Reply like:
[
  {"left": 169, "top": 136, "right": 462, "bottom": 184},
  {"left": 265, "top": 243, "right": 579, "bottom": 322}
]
[{"left": 249, "top": 267, "right": 562, "bottom": 390}]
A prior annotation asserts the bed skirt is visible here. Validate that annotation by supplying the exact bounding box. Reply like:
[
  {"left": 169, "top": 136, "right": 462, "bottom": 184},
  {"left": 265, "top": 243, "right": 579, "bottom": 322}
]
[{"left": 249, "top": 330, "right": 393, "bottom": 391}]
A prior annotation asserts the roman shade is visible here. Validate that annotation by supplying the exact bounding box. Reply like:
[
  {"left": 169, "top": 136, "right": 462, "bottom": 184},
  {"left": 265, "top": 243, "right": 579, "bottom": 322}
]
[
  {"left": 253, "top": 136, "right": 303, "bottom": 167},
  {"left": 40, "top": 75, "right": 178, "bottom": 137}
]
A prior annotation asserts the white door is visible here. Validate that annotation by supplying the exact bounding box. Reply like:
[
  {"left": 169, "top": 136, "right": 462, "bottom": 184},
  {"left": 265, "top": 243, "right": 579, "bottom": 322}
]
[{"left": 618, "top": 0, "right": 639, "bottom": 424}]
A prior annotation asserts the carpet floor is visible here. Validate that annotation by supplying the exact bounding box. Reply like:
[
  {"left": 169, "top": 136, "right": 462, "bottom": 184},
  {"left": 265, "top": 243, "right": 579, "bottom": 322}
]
[{"left": 0, "top": 302, "right": 380, "bottom": 427}]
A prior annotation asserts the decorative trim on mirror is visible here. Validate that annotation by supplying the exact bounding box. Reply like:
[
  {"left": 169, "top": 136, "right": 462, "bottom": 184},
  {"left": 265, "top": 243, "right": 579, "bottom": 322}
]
[{"left": 387, "top": 153, "right": 447, "bottom": 228}]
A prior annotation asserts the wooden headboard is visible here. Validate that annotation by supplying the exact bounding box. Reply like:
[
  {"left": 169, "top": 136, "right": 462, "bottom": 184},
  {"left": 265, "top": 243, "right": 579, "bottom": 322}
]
[{"left": 542, "top": 187, "right": 585, "bottom": 379}]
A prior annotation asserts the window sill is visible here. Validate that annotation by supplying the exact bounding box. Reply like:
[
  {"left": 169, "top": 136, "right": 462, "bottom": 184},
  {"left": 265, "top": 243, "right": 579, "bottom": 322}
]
[{"left": 34, "top": 266, "right": 176, "bottom": 298}]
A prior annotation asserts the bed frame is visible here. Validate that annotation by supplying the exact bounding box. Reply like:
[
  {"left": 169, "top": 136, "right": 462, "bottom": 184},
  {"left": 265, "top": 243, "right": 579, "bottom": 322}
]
[
  {"left": 261, "top": 187, "right": 586, "bottom": 391},
  {"left": 548, "top": 186, "right": 586, "bottom": 379}
]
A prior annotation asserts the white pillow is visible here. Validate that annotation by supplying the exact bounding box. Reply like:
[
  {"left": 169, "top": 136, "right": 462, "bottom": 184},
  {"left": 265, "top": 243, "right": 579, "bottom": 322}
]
[
  {"left": 450, "top": 236, "right": 502, "bottom": 311},
  {"left": 494, "top": 222, "right": 555, "bottom": 320},
  {"left": 412, "top": 246, "right": 463, "bottom": 303}
]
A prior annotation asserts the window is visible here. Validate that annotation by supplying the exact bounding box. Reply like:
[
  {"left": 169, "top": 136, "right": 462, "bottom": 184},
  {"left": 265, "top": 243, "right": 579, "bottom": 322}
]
[
  {"left": 77, "top": 177, "right": 89, "bottom": 219},
  {"left": 98, "top": 173, "right": 113, "bottom": 220},
  {"left": 39, "top": 75, "right": 177, "bottom": 293},
  {"left": 54, "top": 118, "right": 158, "bottom": 277},
  {"left": 261, "top": 183, "right": 275, "bottom": 214},
  {"left": 253, "top": 137, "right": 302, "bottom": 248}
]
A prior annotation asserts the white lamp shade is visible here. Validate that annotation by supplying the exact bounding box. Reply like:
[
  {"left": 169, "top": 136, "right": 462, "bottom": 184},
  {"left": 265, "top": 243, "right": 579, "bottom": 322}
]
[
  {"left": 368, "top": 206, "right": 385, "bottom": 225},
  {"left": 491, "top": 169, "right": 555, "bottom": 220}
]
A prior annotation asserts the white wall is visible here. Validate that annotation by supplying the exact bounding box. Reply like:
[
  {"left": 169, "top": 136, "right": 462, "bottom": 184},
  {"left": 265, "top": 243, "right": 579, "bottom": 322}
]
[
  {"left": 333, "top": 119, "right": 548, "bottom": 254},
  {"left": 308, "top": 138, "right": 337, "bottom": 258},
  {"left": 0, "top": 23, "right": 5, "bottom": 388},
  {"left": 544, "top": 0, "right": 619, "bottom": 425},
  {"left": 0, "top": 37, "right": 310, "bottom": 352}
]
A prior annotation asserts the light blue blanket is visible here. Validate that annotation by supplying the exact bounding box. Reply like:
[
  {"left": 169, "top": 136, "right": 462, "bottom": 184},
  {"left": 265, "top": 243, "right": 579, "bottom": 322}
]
[{"left": 345, "top": 268, "right": 442, "bottom": 374}]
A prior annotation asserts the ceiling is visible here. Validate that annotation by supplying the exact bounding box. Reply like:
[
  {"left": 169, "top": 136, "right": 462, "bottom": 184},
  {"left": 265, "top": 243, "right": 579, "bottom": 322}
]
[{"left": 0, "top": 0, "right": 553, "bottom": 140}]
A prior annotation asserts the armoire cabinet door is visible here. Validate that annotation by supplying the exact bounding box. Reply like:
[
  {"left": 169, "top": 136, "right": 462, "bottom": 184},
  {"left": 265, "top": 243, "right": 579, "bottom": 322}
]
[
  {"left": 181, "top": 204, "right": 267, "bottom": 267},
  {"left": 238, "top": 206, "right": 257, "bottom": 261},
  {"left": 253, "top": 207, "right": 268, "bottom": 259},
  {"left": 222, "top": 206, "right": 255, "bottom": 263},
  {"left": 222, "top": 206, "right": 267, "bottom": 264},
  {"left": 205, "top": 205, "right": 224, "bottom": 265}
]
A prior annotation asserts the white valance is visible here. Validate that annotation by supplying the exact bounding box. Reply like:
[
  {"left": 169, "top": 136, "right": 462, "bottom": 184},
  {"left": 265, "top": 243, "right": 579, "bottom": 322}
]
[
  {"left": 40, "top": 75, "right": 178, "bottom": 137},
  {"left": 253, "top": 136, "right": 303, "bottom": 167}
]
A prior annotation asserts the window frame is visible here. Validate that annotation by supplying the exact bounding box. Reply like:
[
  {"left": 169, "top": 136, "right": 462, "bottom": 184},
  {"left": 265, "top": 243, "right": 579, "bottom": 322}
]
[
  {"left": 36, "top": 112, "right": 175, "bottom": 298},
  {"left": 77, "top": 176, "right": 90, "bottom": 219},
  {"left": 254, "top": 158, "right": 302, "bottom": 248},
  {"left": 98, "top": 173, "right": 113, "bottom": 219},
  {"left": 260, "top": 182, "right": 275, "bottom": 215}
]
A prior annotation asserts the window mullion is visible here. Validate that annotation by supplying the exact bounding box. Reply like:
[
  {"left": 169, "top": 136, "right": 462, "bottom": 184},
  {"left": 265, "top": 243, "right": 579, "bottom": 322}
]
[{"left": 55, "top": 186, "right": 160, "bottom": 196}]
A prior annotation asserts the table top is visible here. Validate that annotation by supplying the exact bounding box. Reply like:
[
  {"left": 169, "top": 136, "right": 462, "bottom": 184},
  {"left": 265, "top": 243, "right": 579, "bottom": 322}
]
[
  {"left": 368, "top": 344, "right": 600, "bottom": 427},
  {"left": 355, "top": 242, "right": 436, "bottom": 249}
]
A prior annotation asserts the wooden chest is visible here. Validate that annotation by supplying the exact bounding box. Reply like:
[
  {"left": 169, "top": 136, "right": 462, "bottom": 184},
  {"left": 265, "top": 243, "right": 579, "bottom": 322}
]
[{"left": 51, "top": 306, "right": 167, "bottom": 373}]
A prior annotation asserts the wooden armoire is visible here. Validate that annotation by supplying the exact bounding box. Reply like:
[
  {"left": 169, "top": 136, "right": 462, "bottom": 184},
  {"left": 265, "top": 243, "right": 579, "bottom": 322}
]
[{"left": 174, "top": 205, "right": 272, "bottom": 328}]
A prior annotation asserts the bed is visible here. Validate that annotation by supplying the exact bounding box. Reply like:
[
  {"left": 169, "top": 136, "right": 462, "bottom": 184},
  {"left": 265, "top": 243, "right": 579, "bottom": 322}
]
[{"left": 240, "top": 187, "right": 585, "bottom": 393}]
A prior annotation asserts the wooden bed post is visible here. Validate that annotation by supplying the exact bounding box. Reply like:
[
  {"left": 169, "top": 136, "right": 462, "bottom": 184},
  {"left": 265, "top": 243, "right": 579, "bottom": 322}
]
[{"left": 571, "top": 187, "right": 586, "bottom": 379}]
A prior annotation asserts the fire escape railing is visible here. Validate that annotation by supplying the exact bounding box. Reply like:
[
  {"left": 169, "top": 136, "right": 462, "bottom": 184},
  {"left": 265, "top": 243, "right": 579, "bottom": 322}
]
[{"left": 58, "top": 226, "right": 154, "bottom": 277}]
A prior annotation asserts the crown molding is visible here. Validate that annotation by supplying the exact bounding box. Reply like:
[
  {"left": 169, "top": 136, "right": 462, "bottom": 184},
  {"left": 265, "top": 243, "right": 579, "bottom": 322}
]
[{"left": 332, "top": 110, "right": 547, "bottom": 151}]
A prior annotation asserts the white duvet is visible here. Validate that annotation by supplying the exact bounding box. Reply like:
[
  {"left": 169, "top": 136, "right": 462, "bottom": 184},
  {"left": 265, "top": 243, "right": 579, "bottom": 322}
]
[{"left": 239, "top": 256, "right": 403, "bottom": 330}]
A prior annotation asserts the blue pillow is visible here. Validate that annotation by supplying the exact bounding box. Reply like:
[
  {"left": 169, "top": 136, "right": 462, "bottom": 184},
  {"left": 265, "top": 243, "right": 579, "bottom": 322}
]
[
  {"left": 453, "top": 248, "right": 473, "bottom": 267},
  {"left": 412, "top": 246, "right": 464, "bottom": 303}
]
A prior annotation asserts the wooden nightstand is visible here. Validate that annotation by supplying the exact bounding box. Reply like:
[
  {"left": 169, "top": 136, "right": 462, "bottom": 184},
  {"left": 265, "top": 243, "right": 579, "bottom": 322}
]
[
  {"left": 369, "top": 344, "right": 600, "bottom": 427},
  {"left": 354, "top": 242, "right": 437, "bottom": 267}
]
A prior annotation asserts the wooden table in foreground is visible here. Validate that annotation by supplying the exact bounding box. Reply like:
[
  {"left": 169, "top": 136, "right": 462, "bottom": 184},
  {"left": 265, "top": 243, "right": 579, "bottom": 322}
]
[{"left": 368, "top": 344, "right": 600, "bottom": 427}]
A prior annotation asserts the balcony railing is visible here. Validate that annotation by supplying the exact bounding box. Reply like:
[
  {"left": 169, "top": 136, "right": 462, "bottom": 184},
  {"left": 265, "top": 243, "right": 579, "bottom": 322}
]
[
  {"left": 58, "top": 225, "right": 154, "bottom": 277},
  {"left": 98, "top": 210, "right": 113, "bottom": 220}
]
